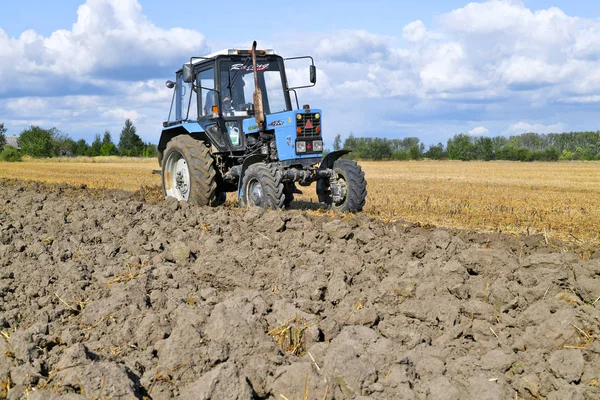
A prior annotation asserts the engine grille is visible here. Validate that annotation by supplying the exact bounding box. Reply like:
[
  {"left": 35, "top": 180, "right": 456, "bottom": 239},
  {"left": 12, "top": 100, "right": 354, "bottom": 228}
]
[{"left": 296, "top": 113, "right": 321, "bottom": 138}]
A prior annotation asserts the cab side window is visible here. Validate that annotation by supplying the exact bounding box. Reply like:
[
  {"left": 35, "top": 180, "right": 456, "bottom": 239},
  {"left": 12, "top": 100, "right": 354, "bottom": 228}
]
[
  {"left": 199, "top": 68, "right": 215, "bottom": 117},
  {"left": 182, "top": 80, "right": 198, "bottom": 121}
]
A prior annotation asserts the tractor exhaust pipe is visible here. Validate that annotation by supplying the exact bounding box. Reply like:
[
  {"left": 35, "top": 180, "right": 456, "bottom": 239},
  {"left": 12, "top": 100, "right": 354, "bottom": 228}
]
[{"left": 252, "top": 41, "right": 265, "bottom": 132}]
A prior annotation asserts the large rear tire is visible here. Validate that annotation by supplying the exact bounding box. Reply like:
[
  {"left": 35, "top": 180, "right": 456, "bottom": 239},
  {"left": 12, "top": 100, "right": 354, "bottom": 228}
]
[
  {"left": 162, "top": 136, "right": 219, "bottom": 206},
  {"left": 319, "top": 159, "right": 367, "bottom": 212},
  {"left": 239, "top": 163, "right": 285, "bottom": 210}
]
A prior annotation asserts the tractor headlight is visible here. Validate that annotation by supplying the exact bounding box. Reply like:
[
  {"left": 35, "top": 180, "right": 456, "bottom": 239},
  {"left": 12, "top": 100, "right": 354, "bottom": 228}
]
[
  {"left": 296, "top": 114, "right": 302, "bottom": 120},
  {"left": 296, "top": 141, "right": 306, "bottom": 153},
  {"left": 313, "top": 140, "right": 323, "bottom": 152}
]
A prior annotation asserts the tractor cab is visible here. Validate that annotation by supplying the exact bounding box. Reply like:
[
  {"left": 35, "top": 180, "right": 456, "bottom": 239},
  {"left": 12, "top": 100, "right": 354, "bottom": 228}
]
[{"left": 162, "top": 48, "right": 315, "bottom": 159}]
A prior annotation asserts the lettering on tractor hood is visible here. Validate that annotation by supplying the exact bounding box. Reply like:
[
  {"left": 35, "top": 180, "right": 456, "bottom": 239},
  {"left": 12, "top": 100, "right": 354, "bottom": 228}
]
[{"left": 268, "top": 120, "right": 285, "bottom": 127}]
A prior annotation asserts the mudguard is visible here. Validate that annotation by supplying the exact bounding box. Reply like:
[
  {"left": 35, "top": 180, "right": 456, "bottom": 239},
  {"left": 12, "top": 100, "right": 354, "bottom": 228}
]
[{"left": 319, "top": 150, "right": 351, "bottom": 170}]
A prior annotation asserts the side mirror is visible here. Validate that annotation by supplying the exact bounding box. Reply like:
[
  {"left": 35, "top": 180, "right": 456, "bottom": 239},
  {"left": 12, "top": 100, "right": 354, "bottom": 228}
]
[
  {"left": 309, "top": 65, "right": 317, "bottom": 84},
  {"left": 182, "top": 64, "right": 194, "bottom": 83},
  {"left": 165, "top": 80, "right": 176, "bottom": 89}
]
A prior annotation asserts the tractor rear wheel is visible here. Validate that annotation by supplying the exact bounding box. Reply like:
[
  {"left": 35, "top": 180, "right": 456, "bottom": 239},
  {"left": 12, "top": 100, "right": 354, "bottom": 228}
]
[
  {"left": 162, "top": 136, "right": 219, "bottom": 206},
  {"left": 239, "top": 163, "right": 285, "bottom": 210},
  {"left": 319, "top": 159, "right": 367, "bottom": 212}
]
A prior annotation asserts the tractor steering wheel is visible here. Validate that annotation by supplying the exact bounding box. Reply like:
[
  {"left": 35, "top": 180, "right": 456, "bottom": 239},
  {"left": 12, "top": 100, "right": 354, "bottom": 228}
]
[{"left": 222, "top": 96, "right": 235, "bottom": 114}]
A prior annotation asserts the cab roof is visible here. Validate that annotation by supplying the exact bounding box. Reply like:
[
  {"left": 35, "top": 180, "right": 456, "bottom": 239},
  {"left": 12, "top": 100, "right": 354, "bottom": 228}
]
[{"left": 176, "top": 49, "right": 278, "bottom": 73}]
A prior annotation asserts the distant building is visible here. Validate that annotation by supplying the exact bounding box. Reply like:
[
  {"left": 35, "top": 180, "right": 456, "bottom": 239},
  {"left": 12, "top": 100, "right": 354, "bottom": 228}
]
[{"left": 5, "top": 136, "right": 20, "bottom": 150}]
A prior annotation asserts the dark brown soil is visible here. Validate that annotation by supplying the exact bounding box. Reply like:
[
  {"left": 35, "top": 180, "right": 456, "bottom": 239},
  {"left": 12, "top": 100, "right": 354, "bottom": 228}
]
[{"left": 0, "top": 178, "right": 599, "bottom": 400}]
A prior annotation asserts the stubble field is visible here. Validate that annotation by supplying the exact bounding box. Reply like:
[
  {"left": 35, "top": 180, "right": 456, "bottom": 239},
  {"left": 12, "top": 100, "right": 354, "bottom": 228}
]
[{"left": 1, "top": 158, "right": 599, "bottom": 251}]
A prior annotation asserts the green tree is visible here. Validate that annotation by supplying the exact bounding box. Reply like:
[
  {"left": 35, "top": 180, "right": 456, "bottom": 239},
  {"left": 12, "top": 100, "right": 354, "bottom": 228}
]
[
  {"left": 88, "top": 134, "right": 102, "bottom": 156},
  {"left": 409, "top": 143, "right": 421, "bottom": 160},
  {"left": 425, "top": 143, "right": 445, "bottom": 160},
  {"left": 333, "top": 134, "right": 342, "bottom": 151},
  {"left": 53, "top": 131, "right": 77, "bottom": 156},
  {"left": 0, "top": 123, "right": 6, "bottom": 151},
  {"left": 390, "top": 150, "right": 409, "bottom": 160},
  {"left": 75, "top": 139, "right": 89, "bottom": 156},
  {"left": 100, "top": 142, "right": 118, "bottom": 156},
  {"left": 0, "top": 146, "right": 22, "bottom": 162},
  {"left": 102, "top": 130, "right": 112, "bottom": 145},
  {"left": 143, "top": 143, "right": 158, "bottom": 157},
  {"left": 544, "top": 147, "right": 560, "bottom": 161},
  {"left": 474, "top": 137, "right": 494, "bottom": 161},
  {"left": 369, "top": 138, "right": 393, "bottom": 160},
  {"left": 100, "top": 130, "right": 118, "bottom": 156},
  {"left": 118, "top": 119, "right": 144, "bottom": 156},
  {"left": 18, "top": 126, "right": 57, "bottom": 158},
  {"left": 447, "top": 134, "right": 475, "bottom": 161}
]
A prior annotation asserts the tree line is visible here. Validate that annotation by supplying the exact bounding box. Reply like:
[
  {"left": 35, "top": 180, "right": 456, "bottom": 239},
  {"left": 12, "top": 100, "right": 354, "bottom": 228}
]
[
  {"left": 334, "top": 131, "right": 600, "bottom": 161},
  {"left": 0, "top": 119, "right": 157, "bottom": 161},
  {"left": 4, "top": 120, "right": 600, "bottom": 162}
]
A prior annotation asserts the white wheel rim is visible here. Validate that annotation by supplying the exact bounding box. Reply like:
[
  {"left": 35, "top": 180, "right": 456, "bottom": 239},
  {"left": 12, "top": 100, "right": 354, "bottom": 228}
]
[
  {"left": 247, "top": 178, "right": 264, "bottom": 206},
  {"left": 164, "top": 151, "right": 190, "bottom": 201},
  {"left": 332, "top": 173, "right": 348, "bottom": 206}
]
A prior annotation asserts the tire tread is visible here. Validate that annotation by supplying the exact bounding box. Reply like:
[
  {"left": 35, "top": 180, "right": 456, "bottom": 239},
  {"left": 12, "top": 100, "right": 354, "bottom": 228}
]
[
  {"left": 240, "top": 163, "right": 285, "bottom": 210},
  {"left": 332, "top": 159, "right": 367, "bottom": 212},
  {"left": 163, "top": 136, "right": 217, "bottom": 206}
]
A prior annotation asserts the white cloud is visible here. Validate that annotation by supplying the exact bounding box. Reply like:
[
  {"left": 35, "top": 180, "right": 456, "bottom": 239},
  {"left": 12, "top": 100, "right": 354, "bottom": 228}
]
[
  {"left": 5, "top": 98, "right": 49, "bottom": 114},
  {"left": 504, "top": 122, "right": 567, "bottom": 135},
  {"left": 562, "top": 95, "right": 600, "bottom": 104},
  {"left": 314, "top": 30, "right": 389, "bottom": 63},
  {"left": 0, "top": 0, "right": 207, "bottom": 90},
  {"left": 467, "top": 126, "right": 489, "bottom": 136},
  {"left": 1, "top": 0, "right": 600, "bottom": 144},
  {"left": 293, "top": 0, "right": 600, "bottom": 105},
  {"left": 103, "top": 108, "right": 141, "bottom": 121},
  {"left": 403, "top": 20, "right": 427, "bottom": 42}
]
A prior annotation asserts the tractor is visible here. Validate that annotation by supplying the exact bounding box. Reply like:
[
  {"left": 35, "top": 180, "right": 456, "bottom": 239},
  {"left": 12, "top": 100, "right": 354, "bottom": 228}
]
[{"left": 158, "top": 41, "right": 367, "bottom": 212}]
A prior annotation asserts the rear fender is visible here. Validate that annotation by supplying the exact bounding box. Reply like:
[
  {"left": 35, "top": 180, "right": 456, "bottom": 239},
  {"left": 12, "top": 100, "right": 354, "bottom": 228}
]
[
  {"left": 158, "top": 122, "right": 218, "bottom": 165},
  {"left": 158, "top": 125, "right": 211, "bottom": 166},
  {"left": 319, "top": 150, "right": 351, "bottom": 170}
]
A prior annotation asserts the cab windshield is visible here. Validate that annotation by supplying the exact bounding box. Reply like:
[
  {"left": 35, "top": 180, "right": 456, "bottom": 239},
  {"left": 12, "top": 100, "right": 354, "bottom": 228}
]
[{"left": 219, "top": 58, "right": 290, "bottom": 115}]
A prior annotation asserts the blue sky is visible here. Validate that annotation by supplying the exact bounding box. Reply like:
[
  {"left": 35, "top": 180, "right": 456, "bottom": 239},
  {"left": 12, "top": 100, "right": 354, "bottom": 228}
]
[{"left": 1, "top": 0, "right": 600, "bottom": 146}]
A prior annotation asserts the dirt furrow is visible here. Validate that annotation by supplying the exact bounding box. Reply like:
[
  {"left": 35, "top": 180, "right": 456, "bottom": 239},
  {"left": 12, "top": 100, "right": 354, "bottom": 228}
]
[{"left": 0, "top": 179, "right": 599, "bottom": 399}]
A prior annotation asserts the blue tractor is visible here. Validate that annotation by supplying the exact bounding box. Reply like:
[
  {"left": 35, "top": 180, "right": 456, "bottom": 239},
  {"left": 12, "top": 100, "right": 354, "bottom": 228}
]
[{"left": 158, "top": 42, "right": 367, "bottom": 212}]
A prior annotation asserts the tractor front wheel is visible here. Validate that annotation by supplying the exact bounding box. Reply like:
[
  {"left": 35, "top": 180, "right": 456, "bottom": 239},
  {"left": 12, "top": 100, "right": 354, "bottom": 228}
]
[
  {"left": 319, "top": 159, "right": 367, "bottom": 212},
  {"left": 239, "top": 163, "right": 285, "bottom": 210},
  {"left": 162, "top": 136, "right": 219, "bottom": 206}
]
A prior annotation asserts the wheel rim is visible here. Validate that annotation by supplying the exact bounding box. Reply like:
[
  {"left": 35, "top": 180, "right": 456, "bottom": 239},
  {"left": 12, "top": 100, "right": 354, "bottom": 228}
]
[
  {"left": 247, "top": 178, "right": 264, "bottom": 206},
  {"left": 332, "top": 173, "right": 348, "bottom": 207},
  {"left": 164, "top": 151, "right": 190, "bottom": 200}
]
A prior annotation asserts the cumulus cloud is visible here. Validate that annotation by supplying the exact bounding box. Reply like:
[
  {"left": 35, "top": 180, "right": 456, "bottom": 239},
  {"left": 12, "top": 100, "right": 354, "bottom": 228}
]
[
  {"left": 289, "top": 0, "right": 600, "bottom": 106},
  {"left": 103, "top": 108, "right": 140, "bottom": 121},
  {"left": 561, "top": 95, "right": 600, "bottom": 104},
  {"left": 467, "top": 126, "right": 489, "bottom": 136},
  {"left": 402, "top": 20, "right": 427, "bottom": 42},
  {"left": 276, "top": 0, "right": 600, "bottom": 142},
  {"left": 0, "top": 0, "right": 207, "bottom": 94},
  {"left": 504, "top": 122, "right": 567, "bottom": 135},
  {"left": 314, "top": 30, "right": 390, "bottom": 63},
  {"left": 2, "top": 0, "right": 600, "bottom": 143}
]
